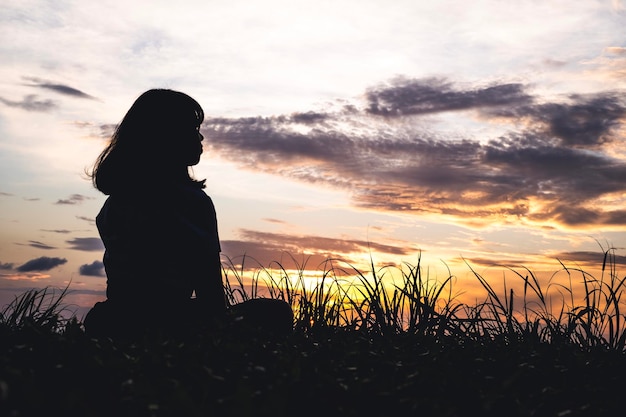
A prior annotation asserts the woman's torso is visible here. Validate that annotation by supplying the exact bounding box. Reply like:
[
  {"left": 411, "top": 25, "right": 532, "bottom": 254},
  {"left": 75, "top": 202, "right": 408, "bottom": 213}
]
[{"left": 96, "top": 182, "right": 220, "bottom": 305}]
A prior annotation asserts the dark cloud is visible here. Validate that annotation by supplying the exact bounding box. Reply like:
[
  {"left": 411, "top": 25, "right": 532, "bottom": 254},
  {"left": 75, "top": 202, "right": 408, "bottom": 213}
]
[
  {"left": 55, "top": 194, "right": 93, "bottom": 205},
  {"left": 24, "top": 77, "right": 96, "bottom": 99},
  {"left": 0, "top": 95, "right": 56, "bottom": 111},
  {"left": 66, "top": 237, "right": 104, "bottom": 251},
  {"left": 289, "top": 111, "right": 331, "bottom": 124},
  {"left": 16, "top": 240, "right": 57, "bottom": 250},
  {"left": 16, "top": 256, "right": 67, "bottom": 272},
  {"left": 203, "top": 76, "right": 626, "bottom": 229},
  {"left": 542, "top": 94, "right": 625, "bottom": 146},
  {"left": 79, "top": 260, "right": 105, "bottom": 277},
  {"left": 41, "top": 229, "right": 72, "bottom": 234},
  {"left": 365, "top": 77, "right": 532, "bottom": 117},
  {"left": 221, "top": 240, "right": 336, "bottom": 271},
  {"left": 0, "top": 261, "right": 14, "bottom": 270},
  {"left": 486, "top": 93, "right": 626, "bottom": 146},
  {"left": 0, "top": 192, "right": 14, "bottom": 196},
  {"left": 553, "top": 251, "right": 626, "bottom": 266},
  {"left": 240, "top": 229, "right": 412, "bottom": 256},
  {"left": 483, "top": 134, "right": 626, "bottom": 200},
  {"left": 221, "top": 229, "right": 414, "bottom": 270},
  {"left": 204, "top": 115, "right": 353, "bottom": 167},
  {"left": 76, "top": 216, "right": 96, "bottom": 226},
  {"left": 453, "top": 256, "right": 527, "bottom": 268},
  {"left": 99, "top": 123, "right": 116, "bottom": 138}
]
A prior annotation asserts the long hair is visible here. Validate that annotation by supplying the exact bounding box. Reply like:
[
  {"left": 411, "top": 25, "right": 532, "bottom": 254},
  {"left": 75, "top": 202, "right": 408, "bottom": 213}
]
[{"left": 90, "top": 89, "right": 205, "bottom": 195}]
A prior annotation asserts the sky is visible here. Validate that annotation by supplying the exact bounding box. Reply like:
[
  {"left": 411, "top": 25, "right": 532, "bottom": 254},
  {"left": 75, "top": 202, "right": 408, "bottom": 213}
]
[{"left": 1, "top": 0, "right": 625, "bottom": 316}]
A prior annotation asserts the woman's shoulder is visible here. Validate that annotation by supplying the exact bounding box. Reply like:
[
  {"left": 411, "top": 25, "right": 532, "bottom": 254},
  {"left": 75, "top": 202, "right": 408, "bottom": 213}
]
[{"left": 102, "top": 181, "right": 214, "bottom": 212}]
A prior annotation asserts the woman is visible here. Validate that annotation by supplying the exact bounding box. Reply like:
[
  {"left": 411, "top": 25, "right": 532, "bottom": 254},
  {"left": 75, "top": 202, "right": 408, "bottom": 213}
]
[{"left": 85, "top": 89, "right": 292, "bottom": 337}]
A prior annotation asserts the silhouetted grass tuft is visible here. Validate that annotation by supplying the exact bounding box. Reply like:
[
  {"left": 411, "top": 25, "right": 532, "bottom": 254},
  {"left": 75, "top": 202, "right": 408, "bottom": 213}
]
[{"left": 0, "top": 285, "right": 76, "bottom": 333}]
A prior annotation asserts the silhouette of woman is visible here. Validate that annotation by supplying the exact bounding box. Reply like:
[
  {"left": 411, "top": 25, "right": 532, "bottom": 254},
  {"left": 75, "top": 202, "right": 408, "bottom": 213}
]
[{"left": 84, "top": 89, "right": 292, "bottom": 338}]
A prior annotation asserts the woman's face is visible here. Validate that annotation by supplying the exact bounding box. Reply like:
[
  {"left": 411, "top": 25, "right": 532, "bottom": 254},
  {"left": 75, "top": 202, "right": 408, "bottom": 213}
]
[{"left": 180, "top": 124, "right": 204, "bottom": 166}]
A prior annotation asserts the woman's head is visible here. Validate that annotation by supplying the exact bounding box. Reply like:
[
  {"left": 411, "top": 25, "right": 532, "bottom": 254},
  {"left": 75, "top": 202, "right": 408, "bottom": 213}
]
[{"left": 91, "top": 89, "right": 206, "bottom": 194}]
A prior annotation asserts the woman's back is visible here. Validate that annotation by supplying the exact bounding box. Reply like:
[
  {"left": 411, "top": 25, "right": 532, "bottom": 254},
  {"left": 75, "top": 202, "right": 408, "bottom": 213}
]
[{"left": 97, "top": 181, "right": 222, "bottom": 305}]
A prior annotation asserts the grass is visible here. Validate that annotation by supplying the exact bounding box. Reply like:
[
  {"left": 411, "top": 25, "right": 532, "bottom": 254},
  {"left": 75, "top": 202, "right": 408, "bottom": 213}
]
[
  {"left": 223, "top": 247, "right": 626, "bottom": 350},
  {"left": 0, "top": 285, "right": 76, "bottom": 332},
  {"left": 1, "top": 249, "right": 625, "bottom": 416}
]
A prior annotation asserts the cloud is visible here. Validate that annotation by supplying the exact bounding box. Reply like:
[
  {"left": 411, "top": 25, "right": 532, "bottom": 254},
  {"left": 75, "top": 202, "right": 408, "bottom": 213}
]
[
  {"left": 221, "top": 229, "right": 415, "bottom": 270},
  {"left": 485, "top": 92, "right": 626, "bottom": 146},
  {"left": 242, "top": 229, "right": 412, "bottom": 255},
  {"left": 1, "top": 273, "right": 52, "bottom": 281},
  {"left": 0, "top": 95, "right": 56, "bottom": 111},
  {"left": 542, "top": 58, "right": 567, "bottom": 68},
  {"left": 41, "top": 229, "right": 72, "bottom": 234},
  {"left": 76, "top": 216, "right": 96, "bottom": 225},
  {"left": 16, "top": 256, "right": 67, "bottom": 272},
  {"left": 0, "top": 261, "right": 14, "bottom": 270},
  {"left": 553, "top": 251, "right": 626, "bottom": 267},
  {"left": 98, "top": 123, "right": 116, "bottom": 138},
  {"left": 66, "top": 237, "right": 104, "bottom": 251},
  {"left": 221, "top": 240, "right": 338, "bottom": 271},
  {"left": 203, "top": 76, "right": 626, "bottom": 230},
  {"left": 365, "top": 77, "right": 532, "bottom": 117},
  {"left": 605, "top": 46, "right": 626, "bottom": 55},
  {"left": 586, "top": 47, "right": 626, "bottom": 80},
  {"left": 23, "top": 77, "right": 96, "bottom": 100},
  {"left": 16, "top": 240, "right": 57, "bottom": 250},
  {"left": 71, "top": 122, "right": 116, "bottom": 139},
  {"left": 263, "top": 218, "right": 287, "bottom": 224},
  {"left": 79, "top": 260, "right": 105, "bottom": 277},
  {"left": 453, "top": 256, "right": 529, "bottom": 268},
  {"left": 0, "top": 192, "right": 14, "bottom": 196},
  {"left": 55, "top": 194, "right": 93, "bottom": 205}
]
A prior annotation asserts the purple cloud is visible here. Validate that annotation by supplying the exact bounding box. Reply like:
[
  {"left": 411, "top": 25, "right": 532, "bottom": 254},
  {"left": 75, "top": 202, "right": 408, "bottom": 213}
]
[
  {"left": 79, "top": 260, "right": 105, "bottom": 277},
  {"left": 66, "top": 237, "right": 104, "bottom": 252},
  {"left": 16, "top": 257, "right": 67, "bottom": 272}
]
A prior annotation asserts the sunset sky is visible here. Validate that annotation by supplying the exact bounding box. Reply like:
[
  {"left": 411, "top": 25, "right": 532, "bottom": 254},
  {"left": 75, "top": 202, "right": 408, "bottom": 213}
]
[{"left": 1, "top": 0, "right": 625, "bottom": 315}]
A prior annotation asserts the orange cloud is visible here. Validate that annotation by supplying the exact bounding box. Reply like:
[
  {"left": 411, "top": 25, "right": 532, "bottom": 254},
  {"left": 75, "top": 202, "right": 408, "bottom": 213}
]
[{"left": 1, "top": 273, "right": 51, "bottom": 281}]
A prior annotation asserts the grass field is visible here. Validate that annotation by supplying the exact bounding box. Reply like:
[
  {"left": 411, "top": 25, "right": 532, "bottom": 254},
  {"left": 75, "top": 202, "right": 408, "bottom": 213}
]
[{"left": 1, "top": 249, "right": 625, "bottom": 416}]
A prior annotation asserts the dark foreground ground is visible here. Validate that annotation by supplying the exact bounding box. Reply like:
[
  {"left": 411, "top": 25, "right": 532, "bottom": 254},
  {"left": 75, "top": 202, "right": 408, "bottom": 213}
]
[{"left": 1, "top": 323, "right": 624, "bottom": 417}]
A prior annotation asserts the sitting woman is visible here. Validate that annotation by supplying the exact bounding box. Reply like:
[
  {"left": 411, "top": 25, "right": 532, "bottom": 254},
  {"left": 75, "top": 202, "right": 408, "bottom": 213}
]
[{"left": 84, "top": 89, "right": 292, "bottom": 338}]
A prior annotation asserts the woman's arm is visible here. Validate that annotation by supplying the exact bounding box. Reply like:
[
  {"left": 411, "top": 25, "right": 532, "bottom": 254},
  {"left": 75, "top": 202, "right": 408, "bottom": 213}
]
[{"left": 194, "top": 251, "right": 226, "bottom": 314}]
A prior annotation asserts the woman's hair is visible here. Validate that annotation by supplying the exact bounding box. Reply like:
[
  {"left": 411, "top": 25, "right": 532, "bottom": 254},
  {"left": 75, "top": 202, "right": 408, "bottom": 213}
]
[{"left": 90, "top": 89, "right": 205, "bottom": 195}]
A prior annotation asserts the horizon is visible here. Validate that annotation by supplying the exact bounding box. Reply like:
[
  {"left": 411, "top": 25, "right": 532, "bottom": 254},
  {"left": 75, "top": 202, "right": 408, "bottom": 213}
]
[{"left": 1, "top": 0, "right": 625, "bottom": 314}]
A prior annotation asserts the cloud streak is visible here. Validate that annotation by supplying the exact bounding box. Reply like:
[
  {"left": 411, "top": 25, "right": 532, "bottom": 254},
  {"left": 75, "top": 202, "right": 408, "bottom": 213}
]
[
  {"left": 41, "top": 229, "right": 72, "bottom": 234},
  {"left": 221, "top": 229, "right": 415, "bottom": 270},
  {"left": 0, "top": 95, "right": 56, "bottom": 112},
  {"left": 553, "top": 251, "right": 626, "bottom": 267},
  {"left": 16, "top": 256, "right": 67, "bottom": 272},
  {"left": 0, "top": 261, "right": 14, "bottom": 270},
  {"left": 24, "top": 77, "right": 96, "bottom": 100},
  {"left": 204, "top": 77, "right": 626, "bottom": 230},
  {"left": 365, "top": 77, "right": 532, "bottom": 117},
  {"left": 55, "top": 194, "right": 93, "bottom": 205},
  {"left": 66, "top": 237, "right": 104, "bottom": 252},
  {"left": 17, "top": 240, "right": 57, "bottom": 250}
]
